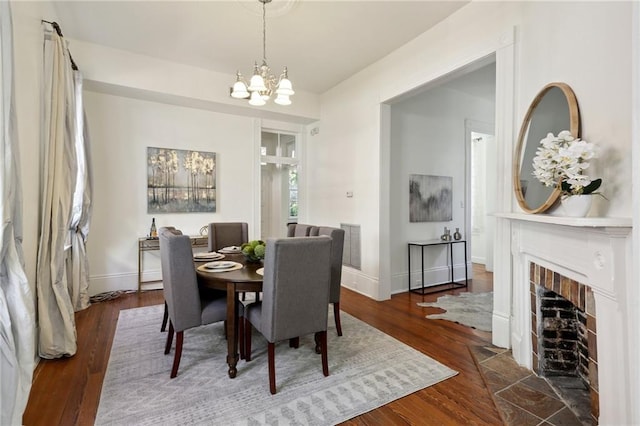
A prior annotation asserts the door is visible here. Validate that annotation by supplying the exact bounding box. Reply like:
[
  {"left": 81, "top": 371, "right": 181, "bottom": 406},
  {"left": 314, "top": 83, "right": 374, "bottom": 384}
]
[{"left": 260, "top": 131, "right": 299, "bottom": 239}]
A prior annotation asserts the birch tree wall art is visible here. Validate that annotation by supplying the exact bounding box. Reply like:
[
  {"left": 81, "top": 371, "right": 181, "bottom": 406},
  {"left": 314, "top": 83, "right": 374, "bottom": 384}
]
[
  {"left": 409, "top": 174, "right": 452, "bottom": 222},
  {"left": 147, "top": 147, "right": 216, "bottom": 213}
]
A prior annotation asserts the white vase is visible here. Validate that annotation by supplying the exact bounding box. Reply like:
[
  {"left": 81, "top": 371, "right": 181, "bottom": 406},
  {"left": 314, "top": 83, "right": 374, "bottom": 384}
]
[{"left": 560, "top": 195, "right": 593, "bottom": 217}]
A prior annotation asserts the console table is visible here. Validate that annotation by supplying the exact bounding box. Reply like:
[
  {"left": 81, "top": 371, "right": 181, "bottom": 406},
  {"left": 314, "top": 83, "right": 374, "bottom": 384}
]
[
  {"left": 407, "top": 239, "right": 468, "bottom": 294},
  {"left": 138, "top": 235, "right": 208, "bottom": 292}
]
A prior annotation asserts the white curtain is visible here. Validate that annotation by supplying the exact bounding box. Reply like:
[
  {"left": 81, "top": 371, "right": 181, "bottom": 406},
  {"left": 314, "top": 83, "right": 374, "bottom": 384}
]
[
  {"left": 37, "top": 26, "right": 92, "bottom": 358},
  {"left": 0, "top": 2, "right": 36, "bottom": 424},
  {"left": 68, "top": 72, "right": 92, "bottom": 311}
]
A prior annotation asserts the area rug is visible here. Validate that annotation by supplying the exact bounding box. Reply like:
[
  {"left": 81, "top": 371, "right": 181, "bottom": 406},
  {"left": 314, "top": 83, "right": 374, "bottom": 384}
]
[
  {"left": 95, "top": 305, "right": 457, "bottom": 425},
  {"left": 417, "top": 291, "right": 493, "bottom": 332}
]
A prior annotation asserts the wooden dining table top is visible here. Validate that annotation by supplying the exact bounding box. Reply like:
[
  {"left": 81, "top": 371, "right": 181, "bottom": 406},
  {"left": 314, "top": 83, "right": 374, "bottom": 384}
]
[{"left": 195, "top": 253, "right": 263, "bottom": 289}]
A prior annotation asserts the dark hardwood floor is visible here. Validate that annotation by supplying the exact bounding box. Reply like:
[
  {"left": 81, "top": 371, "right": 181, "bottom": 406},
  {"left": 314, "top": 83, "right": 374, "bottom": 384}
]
[{"left": 23, "top": 264, "right": 500, "bottom": 425}]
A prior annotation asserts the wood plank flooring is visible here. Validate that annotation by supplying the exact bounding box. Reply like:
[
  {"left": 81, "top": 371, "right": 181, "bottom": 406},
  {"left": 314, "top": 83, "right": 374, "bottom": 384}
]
[{"left": 23, "top": 265, "right": 501, "bottom": 425}]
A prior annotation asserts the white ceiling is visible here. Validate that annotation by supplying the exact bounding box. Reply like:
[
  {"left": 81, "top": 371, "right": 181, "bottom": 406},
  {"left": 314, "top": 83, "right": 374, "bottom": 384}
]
[{"left": 51, "top": 0, "right": 470, "bottom": 94}]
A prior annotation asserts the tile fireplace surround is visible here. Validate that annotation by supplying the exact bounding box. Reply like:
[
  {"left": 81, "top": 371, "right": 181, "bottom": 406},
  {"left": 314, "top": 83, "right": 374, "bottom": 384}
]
[{"left": 494, "top": 214, "right": 636, "bottom": 425}]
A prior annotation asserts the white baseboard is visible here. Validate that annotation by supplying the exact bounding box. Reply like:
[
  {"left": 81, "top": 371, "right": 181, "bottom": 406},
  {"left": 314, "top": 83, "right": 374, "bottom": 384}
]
[
  {"left": 391, "top": 262, "right": 472, "bottom": 295},
  {"left": 492, "top": 311, "right": 511, "bottom": 349},
  {"left": 89, "top": 271, "right": 162, "bottom": 296},
  {"left": 341, "top": 267, "right": 383, "bottom": 300}
]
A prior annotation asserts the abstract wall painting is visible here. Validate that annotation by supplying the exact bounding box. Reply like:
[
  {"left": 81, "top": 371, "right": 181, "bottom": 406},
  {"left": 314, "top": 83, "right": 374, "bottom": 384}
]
[
  {"left": 147, "top": 147, "right": 216, "bottom": 213},
  {"left": 409, "top": 174, "right": 452, "bottom": 222}
]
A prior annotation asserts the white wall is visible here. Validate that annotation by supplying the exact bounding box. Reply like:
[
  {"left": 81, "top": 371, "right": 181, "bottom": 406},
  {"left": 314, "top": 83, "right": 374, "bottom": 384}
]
[
  {"left": 307, "top": 76, "right": 383, "bottom": 297},
  {"left": 515, "top": 2, "right": 632, "bottom": 217},
  {"left": 310, "top": 1, "right": 633, "bottom": 300},
  {"left": 84, "top": 92, "right": 258, "bottom": 294},
  {"left": 389, "top": 86, "right": 495, "bottom": 294}
]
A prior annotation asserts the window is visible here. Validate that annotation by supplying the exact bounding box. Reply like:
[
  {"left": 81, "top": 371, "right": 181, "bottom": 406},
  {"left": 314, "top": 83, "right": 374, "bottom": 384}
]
[{"left": 288, "top": 167, "right": 298, "bottom": 219}]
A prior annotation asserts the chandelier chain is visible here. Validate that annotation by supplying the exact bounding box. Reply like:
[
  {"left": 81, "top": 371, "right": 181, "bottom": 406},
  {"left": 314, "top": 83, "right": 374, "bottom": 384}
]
[{"left": 262, "top": 0, "right": 267, "bottom": 62}]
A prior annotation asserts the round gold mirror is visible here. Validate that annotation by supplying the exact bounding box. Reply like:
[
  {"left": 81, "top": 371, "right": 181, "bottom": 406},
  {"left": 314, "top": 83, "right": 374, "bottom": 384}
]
[{"left": 513, "top": 82, "right": 580, "bottom": 213}]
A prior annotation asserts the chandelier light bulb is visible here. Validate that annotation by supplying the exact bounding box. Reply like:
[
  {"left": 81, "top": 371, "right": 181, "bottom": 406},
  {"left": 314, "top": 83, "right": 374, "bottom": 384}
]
[
  {"left": 274, "top": 94, "right": 291, "bottom": 106},
  {"left": 275, "top": 67, "right": 294, "bottom": 96},
  {"left": 249, "top": 90, "right": 266, "bottom": 106},
  {"left": 275, "top": 77, "right": 294, "bottom": 96},
  {"left": 231, "top": 72, "right": 250, "bottom": 99},
  {"left": 248, "top": 64, "right": 267, "bottom": 92}
]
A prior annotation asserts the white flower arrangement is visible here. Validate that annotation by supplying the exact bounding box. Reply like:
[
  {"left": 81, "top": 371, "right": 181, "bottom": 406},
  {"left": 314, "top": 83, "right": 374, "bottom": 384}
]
[{"left": 532, "top": 130, "right": 602, "bottom": 196}]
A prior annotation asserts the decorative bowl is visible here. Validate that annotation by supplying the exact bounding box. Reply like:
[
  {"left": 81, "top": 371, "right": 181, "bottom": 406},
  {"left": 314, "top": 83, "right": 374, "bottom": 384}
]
[{"left": 241, "top": 240, "right": 266, "bottom": 263}]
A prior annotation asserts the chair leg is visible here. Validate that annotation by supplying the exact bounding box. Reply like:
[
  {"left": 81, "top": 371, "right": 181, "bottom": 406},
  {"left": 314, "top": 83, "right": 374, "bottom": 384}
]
[
  {"left": 289, "top": 337, "right": 299, "bottom": 348},
  {"left": 170, "top": 331, "right": 184, "bottom": 378},
  {"left": 314, "top": 332, "right": 321, "bottom": 354},
  {"left": 333, "top": 302, "right": 342, "bottom": 336},
  {"left": 161, "top": 301, "right": 169, "bottom": 332},
  {"left": 268, "top": 342, "right": 276, "bottom": 394},
  {"left": 239, "top": 317, "right": 245, "bottom": 360},
  {"left": 318, "top": 331, "right": 329, "bottom": 377},
  {"left": 244, "top": 318, "right": 252, "bottom": 362},
  {"left": 164, "top": 321, "right": 174, "bottom": 355}
]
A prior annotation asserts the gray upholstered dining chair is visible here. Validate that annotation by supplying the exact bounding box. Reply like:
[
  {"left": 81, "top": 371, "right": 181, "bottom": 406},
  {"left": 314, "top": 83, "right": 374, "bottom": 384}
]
[
  {"left": 207, "top": 221, "right": 257, "bottom": 302},
  {"left": 208, "top": 222, "right": 249, "bottom": 252},
  {"left": 159, "top": 226, "right": 182, "bottom": 333},
  {"left": 243, "top": 236, "right": 332, "bottom": 394},
  {"left": 159, "top": 228, "right": 228, "bottom": 378},
  {"left": 159, "top": 226, "right": 227, "bottom": 332},
  {"left": 310, "top": 226, "right": 346, "bottom": 336},
  {"left": 286, "top": 223, "right": 315, "bottom": 237}
]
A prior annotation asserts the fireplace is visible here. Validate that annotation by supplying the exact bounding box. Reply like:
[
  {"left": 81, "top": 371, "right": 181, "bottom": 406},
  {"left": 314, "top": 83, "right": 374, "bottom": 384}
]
[
  {"left": 530, "top": 262, "right": 597, "bottom": 424},
  {"left": 493, "top": 213, "right": 635, "bottom": 425}
]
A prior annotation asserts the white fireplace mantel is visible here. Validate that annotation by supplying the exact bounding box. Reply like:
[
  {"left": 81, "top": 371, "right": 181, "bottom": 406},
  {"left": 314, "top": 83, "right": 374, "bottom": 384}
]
[
  {"left": 496, "top": 212, "right": 632, "bottom": 228},
  {"left": 495, "top": 213, "right": 634, "bottom": 425}
]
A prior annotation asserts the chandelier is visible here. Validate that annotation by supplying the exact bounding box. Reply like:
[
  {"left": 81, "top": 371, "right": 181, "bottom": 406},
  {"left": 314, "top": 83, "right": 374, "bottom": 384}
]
[{"left": 230, "top": 0, "right": 294, "bottom": 106}]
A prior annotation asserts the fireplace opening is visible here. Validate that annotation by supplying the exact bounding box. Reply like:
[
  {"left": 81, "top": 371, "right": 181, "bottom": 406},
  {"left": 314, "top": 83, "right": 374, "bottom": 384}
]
[
  {"left": 536, "top": 287, "right": 591, "bottom": 424},
  {"left": 537, "top": 287, "right": 589, "bottom": 380},
  {"left": 530, "top": 263, "right": 598, "bottom": 425}
]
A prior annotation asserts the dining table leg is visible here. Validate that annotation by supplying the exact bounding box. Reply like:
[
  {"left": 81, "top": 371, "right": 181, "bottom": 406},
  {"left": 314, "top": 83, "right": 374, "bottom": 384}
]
[{"left": 225, "top": 282, "right": 239, "bottom": 378}]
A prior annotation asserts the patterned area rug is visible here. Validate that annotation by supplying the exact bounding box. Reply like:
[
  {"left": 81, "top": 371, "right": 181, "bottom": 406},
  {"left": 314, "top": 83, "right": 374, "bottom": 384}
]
[
  {"left": 417, "top": 292, "right": 493, "bottom": 332},
  {"left": 95, "top": 305, "right": 457, "bottom": 425}
]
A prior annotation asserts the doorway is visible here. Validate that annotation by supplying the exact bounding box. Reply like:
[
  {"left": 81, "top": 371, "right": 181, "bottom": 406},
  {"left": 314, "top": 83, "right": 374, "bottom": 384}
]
[
  {"left": 385, "top": 58, "right": 496, "bottom": 294},
  {"left": 466, "top": 123, "right": 496, "bottom": 272},
  {"left": 260, "top": 131, "right": 299, "bottom": 239}
]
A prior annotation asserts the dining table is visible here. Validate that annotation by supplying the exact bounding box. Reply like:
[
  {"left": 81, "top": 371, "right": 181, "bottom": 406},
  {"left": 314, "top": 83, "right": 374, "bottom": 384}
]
[{"left": 195, "top": 253, "right": 263, "bottom": 378}]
